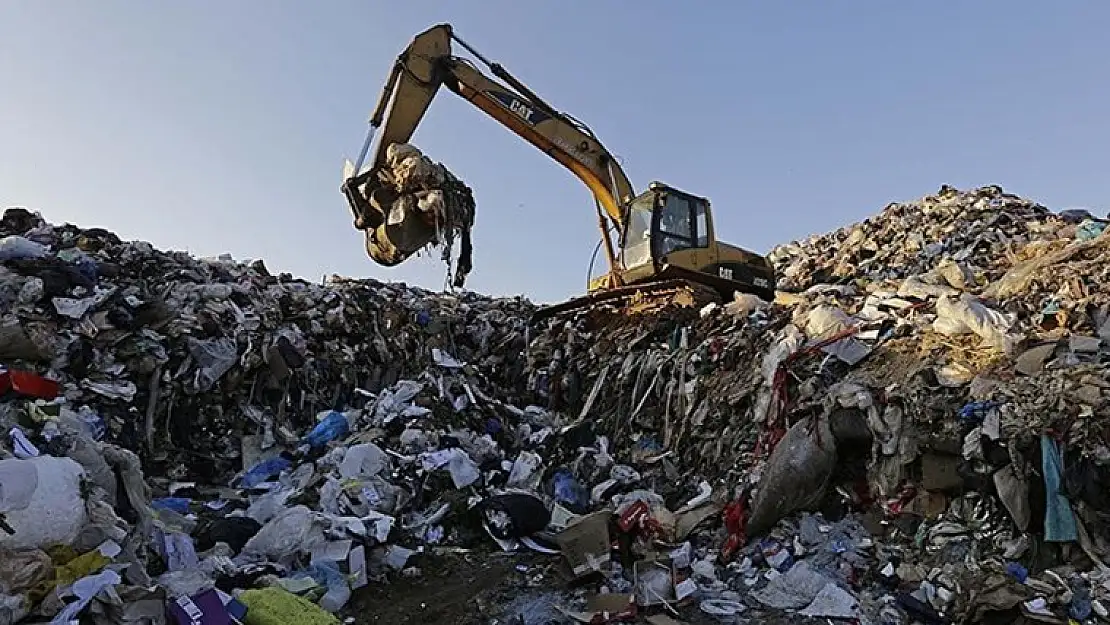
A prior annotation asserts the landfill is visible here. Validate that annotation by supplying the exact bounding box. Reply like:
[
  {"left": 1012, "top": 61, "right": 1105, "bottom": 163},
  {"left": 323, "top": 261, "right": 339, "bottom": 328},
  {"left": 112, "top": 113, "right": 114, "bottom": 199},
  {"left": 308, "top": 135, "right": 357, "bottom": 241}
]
[{"left": 3, "top": 183, "right": 1110, "bottom": 625}]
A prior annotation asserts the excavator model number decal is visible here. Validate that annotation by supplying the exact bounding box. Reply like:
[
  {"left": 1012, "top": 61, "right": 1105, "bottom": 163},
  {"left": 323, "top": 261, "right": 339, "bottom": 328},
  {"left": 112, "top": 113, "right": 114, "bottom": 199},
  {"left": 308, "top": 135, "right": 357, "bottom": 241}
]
[
  {"left": 718, "top": 267, "right": 734, "bottom": 280},
  {"left": 552, "top": 136, "right": 596, "bottom": 168}
]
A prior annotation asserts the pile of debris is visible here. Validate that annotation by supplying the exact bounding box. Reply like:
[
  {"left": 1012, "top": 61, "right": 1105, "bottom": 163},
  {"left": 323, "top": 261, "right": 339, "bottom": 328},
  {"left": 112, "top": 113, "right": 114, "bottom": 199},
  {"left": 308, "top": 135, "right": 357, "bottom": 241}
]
[
  {"left": 0, "top": 207, "right": 535, "bottom": 624},
  {"left": 523, "top": 185, "right": 1110, "bottom": 623},
  {"left": 5, "top": 183, "right": 1110, "bottom": 625}
]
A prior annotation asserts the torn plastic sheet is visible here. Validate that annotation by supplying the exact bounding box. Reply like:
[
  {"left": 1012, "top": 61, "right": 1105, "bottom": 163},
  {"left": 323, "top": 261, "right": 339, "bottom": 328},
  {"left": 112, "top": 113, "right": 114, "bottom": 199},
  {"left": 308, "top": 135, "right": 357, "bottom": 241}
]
[
  {"left": 432, "top": 348, "right": 465, "bottom": 368},
  {"left": 933, "top": 294, "right": 1017, "bottom": 353},
  {"left": 420, "top": 448, "right": 480, "bottom": 488},
  {"left": 820, "top": 336, "right": 872, "bottom": 366},
  {"left": 81, "top": 380, "right": 138, "bottom": 402},
  {"left": 52, "top": 296, "right": 97, "bottom": 319},
  {"left": 799, "top": 583, "right": 861, "bottom": 619},
  {"left": 753, "top": 561, "right": 829, "bottom": 609},
  {"left": 50, "top": 569, "right": 122, "bottom": 625},
  {"left": 187, "top": 337, "right": 238, "bottom": 392},
  {"left": 9, "top": 427, "right": 39, "bottom": 458}
]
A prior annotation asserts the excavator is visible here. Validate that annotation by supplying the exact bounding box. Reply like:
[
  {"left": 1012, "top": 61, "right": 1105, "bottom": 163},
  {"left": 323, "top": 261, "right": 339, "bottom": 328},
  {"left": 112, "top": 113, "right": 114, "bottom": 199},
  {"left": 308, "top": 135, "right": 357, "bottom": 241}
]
[{"left": 341, "top": 24, "right": 776, "bottom": 321}]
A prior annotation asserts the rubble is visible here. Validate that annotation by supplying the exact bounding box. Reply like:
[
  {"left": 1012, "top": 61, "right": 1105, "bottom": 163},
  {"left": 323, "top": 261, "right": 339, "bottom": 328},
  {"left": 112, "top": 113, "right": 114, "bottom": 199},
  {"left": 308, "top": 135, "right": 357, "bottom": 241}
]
[{"left": 4, "top": 183, "right": 1110, "bottom": 624}]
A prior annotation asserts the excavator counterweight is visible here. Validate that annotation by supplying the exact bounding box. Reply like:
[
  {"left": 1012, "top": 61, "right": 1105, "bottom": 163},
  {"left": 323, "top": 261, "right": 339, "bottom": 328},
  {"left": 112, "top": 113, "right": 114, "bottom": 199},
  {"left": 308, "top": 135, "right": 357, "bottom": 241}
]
[{"left": 342, "top": 24, "right": 776, "bottom": 320}]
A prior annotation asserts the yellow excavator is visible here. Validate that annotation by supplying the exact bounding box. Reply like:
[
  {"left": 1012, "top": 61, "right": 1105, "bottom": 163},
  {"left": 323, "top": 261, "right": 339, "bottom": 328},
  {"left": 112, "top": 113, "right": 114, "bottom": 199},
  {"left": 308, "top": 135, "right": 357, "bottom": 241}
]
[{"left": 341, "top": 24, "right": 776, "bottom": 320}]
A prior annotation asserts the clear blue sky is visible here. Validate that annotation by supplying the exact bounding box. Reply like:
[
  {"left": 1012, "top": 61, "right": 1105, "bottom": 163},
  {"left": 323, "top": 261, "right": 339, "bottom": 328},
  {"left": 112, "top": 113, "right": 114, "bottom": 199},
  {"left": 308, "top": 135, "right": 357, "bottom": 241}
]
[{"left": 2, "top": 2, "right": 1107, "bottom": 303}]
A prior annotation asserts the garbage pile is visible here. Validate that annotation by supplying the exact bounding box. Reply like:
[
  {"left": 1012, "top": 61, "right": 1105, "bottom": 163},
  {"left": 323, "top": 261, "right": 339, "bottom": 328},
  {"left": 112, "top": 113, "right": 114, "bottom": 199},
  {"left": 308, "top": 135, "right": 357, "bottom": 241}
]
[
  {"left": 521, "top": 185, "right": 1110, "bottom": 623},
  {"left": 5, "top": 183, "right": 1110, "bottom": 625},
  {"left": 0, "top": 207, "right": 535, "bottom": 624}
]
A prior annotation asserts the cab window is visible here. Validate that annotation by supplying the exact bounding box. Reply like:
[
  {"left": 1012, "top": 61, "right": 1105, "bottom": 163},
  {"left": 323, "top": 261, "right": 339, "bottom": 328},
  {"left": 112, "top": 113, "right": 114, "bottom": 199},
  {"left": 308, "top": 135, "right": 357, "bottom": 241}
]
[
  {"left": 657, "top": 193, "right": 699, "bottom": 255},
  {"left": 695, "top": 201, "right": 709, "bottom": 247}
]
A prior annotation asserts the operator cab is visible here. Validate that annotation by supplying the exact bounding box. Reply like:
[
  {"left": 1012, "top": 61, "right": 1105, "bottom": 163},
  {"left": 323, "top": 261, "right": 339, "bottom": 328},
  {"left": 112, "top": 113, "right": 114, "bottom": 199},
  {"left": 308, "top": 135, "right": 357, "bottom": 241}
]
[
  {"left": 620, "top": 182, "right": 712, "bottom": 274},
  {"left": 591, "top": 181, "right": 775, "bottom": 301}
]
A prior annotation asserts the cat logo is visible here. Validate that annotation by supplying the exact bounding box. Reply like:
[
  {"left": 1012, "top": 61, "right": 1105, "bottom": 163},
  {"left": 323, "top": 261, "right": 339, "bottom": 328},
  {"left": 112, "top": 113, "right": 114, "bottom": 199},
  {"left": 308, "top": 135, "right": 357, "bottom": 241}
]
[
  {"left": 484, "top": 90, "right": 550, "bottom": 126},
  {"left": 508, "top": 99, "right": 535, "bottom": 124}
]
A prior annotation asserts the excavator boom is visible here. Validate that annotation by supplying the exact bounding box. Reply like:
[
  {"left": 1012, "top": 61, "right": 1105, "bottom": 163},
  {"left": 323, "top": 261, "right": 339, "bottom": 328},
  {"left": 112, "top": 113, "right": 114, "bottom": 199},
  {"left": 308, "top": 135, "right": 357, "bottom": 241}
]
[
  {"left": 342, "top": 24, "right": 777, "bottom": 320},
  {"left": 344, "top": 23, "right": 633, "bottom": 286}
]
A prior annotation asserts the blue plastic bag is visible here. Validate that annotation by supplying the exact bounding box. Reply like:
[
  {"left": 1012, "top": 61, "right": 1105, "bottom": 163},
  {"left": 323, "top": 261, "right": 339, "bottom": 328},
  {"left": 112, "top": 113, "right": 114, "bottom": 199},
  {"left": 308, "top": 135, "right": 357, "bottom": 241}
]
[
  {"left": 1005, "top": 562, "right": 1028, "bottom": 582},
  {"left": 152, "top": 497, "right": 192, "bottom": 514},
  {"left": 303, "top": 411, "right": 350, "bottom": 448},
  {"left": 239, "top": 456, "right": 292, "bottom": 488},
  {"left": 1041, "top": 435, "right": 1078, "bottom": 542},
  {"left": 552, "top": 468, "right": 589, "bottom": 513}
]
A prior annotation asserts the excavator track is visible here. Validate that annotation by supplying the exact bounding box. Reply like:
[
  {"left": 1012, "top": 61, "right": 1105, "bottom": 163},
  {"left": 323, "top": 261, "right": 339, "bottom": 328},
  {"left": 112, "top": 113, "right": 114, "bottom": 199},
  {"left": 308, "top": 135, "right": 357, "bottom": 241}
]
[{"left": 530, "top": 279, "right": 720, "bottom": 325}]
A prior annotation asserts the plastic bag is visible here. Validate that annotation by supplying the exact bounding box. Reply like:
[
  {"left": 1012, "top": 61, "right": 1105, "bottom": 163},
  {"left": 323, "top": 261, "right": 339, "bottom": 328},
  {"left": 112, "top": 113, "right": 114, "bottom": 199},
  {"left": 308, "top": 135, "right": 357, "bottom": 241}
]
[
  {"left": 0, "top": 456, "right": 87, "bottom": 550},
  {"left": 338, "top": 443, "right": 389, "bottom": 479},
  {"left": 480, "top": 493, "right": 550, "bottom": 540},
  {"left": 0, "top": 236, "right": 47, "bottom": 261},
  {"left": 300, "top": 561, "right": 351, "bottom": 613},
  {"left": 933, "top": 294, "right": 1016, "bottom": 353},
  {"left": 506, "top": 451, "right": 543, "bottom": 491},
  {"left": 747, "top": 416, "right": 837, "bottom": 537},
  {"left": 155, "top": 529, "right": 199, "bottom": 572},
  {"left": 187, "top": 337, "right": 238, "bottom": 392},
  {"left": 803, "top": 305, "right": 853, "bottom": 338},
  {"left": 420, "top": 448, "right": 479, "bottom": 489},
  {"left": 552, "top": 468, "right": 590, "bottom": 514},
  {"left": 304, "top": 412, "right": 350, "bottom": 448},
  {"left": 156, "top": 569, "right": 215, "bottom": 600},
  {"left": 246, "top": 489, "right": 294, "bottom": 523},
  {"left": 753, "top": 561, "right": 829, "bottom": 609},
  {"left": 194, "top": 516, "right": 262, "bottom": 554},
  {"left": 243, "top": 505, "right": 327, "bottom": 564},
  {"left": 239, "top": 457, "right": 292, "bottom": 488}
]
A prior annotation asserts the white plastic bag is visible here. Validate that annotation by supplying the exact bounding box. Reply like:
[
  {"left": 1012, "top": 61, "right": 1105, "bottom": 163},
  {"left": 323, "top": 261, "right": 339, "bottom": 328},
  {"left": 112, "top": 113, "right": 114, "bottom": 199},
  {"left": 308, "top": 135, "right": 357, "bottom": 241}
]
[
  {"left": 338, "top": 443, "right": 389, "bottom": 479},
  {"left": 420, "top": 448, "right": 480, "bottom": 488},
  {"left": 0, "top": 457, "right": 87, "bottom": 550},
  {"left": 933, "top": 294, "right": 1016, "bottom": 352},
  {"left": 242, "top": 505, "right": 327, "bottom": 563}
]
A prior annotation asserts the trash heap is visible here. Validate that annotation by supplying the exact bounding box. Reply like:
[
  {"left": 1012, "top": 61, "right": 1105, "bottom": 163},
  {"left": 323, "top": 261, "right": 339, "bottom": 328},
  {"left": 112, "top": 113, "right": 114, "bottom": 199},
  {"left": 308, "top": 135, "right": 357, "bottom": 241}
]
[
  {"left": 5, "top": 183, "right": 1110, "bottom": 625},
  {"left": 522, "top": 185, "right": 1110, "bottom": 624},
  {"left": 0, "top": 207, "right": 537, "bottom": 624}
]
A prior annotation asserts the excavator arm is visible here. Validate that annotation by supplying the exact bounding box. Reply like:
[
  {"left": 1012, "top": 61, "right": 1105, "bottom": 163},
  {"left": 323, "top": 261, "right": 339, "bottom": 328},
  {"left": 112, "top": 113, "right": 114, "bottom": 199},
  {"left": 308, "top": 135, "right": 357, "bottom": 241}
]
[{"left": 342, "top": 24, "right": 635, "bottom": 285}]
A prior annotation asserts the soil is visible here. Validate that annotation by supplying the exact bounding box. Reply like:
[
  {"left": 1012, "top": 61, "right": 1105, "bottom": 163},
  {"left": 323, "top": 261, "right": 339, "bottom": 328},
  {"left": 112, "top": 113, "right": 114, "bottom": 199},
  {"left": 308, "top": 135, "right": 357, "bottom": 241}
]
[
  {"left": 346, "top": 549, "right": 801, "bottom": 624},
  {"left": 348, "top": 549, "right": 568, "bottom": 624}
]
